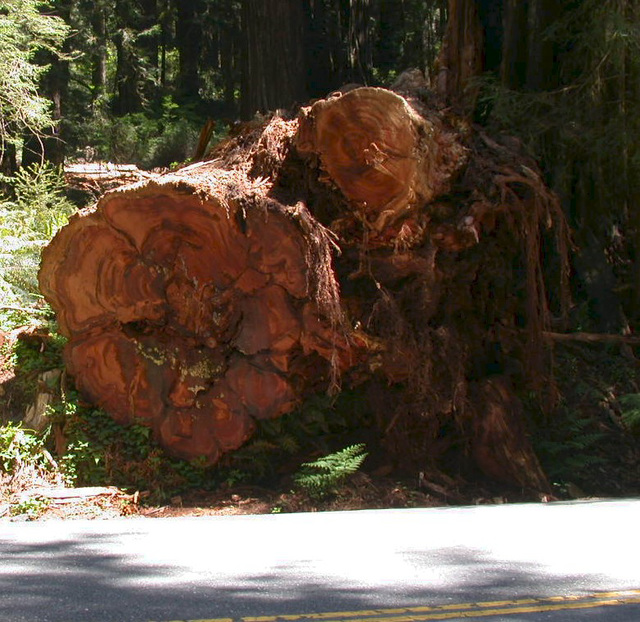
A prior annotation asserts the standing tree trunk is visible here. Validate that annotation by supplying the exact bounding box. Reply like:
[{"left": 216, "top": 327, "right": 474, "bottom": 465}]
[
  {"left": 22, "top": 50, "right": 70, "bottom": 167},
  {"left": 87, "top": 0, "right": 108, "bottom": 101},
  {"left": 22, "top": 0, "right": 72, "bottom": 167},
  {"left": 112, "top": 0, "right": 158, "bottom": 115},
  {"left": 159, "top": 0, "right": 171, "bottom": 87},
  {"left": 303, "top": 0, "right": 337, "bottom": 97},
  {"left": 346, "top": 0, "right": 378, "bottom": 84},
  {"left": 240, "top": 0, "right": 308, "bottom": 118},
  {"left": 437, "top": 0, "right": 559, "bottom": 106},
  {"left": 0, "top": 143, "right": 17, "bottom": 179},
  {"left": 436, "top": 0, "right": 484, "bottom": 111},
  {"left": 112, "top": 28, "right": 144, "bottom": 114},
  {"left": 500, "top": 0, "right": 528, "bottom": 89},
  {"left": 175, "top": 0, "right": 204, "bottom": 101},
  {"left": 375, "top": 0, "right": 408, "bottom": 80},
  {"left": 220, "top": 26, "right": 237, "bottom": 113},
  {"left": 209, "top": 0, "right": 241, "bottom": 115}
]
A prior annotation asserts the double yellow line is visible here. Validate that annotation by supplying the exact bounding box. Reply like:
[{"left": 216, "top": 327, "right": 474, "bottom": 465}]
[{"left": 155, "top": 589, "right": 640, "bottom": 622}]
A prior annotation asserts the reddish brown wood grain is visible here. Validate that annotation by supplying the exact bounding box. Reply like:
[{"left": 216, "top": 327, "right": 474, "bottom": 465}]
[
  {"left": 40, "top": 166, "right": 346, "bottom": 463},
  {"left": 297, "top": 87, "right": 467, "bottom": 235}
]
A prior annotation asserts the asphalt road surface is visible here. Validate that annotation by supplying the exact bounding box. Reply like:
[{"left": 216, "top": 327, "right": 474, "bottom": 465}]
[{"left": 1, "top": 498, "right": 639, "bottom": 622}]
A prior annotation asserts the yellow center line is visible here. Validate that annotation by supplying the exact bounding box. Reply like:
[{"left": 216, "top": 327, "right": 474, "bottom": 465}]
[
  {"left": 336, "top": 598, "right": 640, "bottom": 621},
  {"left": 241, "top": 590, "right": 640, "bottom": 622},
  {"left": 148, "top": 590, "right": 640, "bottom": 622}
]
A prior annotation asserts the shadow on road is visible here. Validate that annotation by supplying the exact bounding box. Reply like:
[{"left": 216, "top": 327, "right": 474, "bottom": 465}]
[{"left": 0, "top": 526, "right": 622, "bottom": 622}]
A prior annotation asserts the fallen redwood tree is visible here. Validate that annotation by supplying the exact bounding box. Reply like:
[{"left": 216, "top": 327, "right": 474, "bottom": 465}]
[
  {"left": 40, "top": 72, "right": 568, "bottom": 491},
  {"left": 64, "top": 162, "right": 157, "bottom": 194}
]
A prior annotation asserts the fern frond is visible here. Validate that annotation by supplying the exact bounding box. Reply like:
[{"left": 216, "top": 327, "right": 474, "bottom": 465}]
[{"left": 294, "top": 443, "right": 367, "bottom": 499}]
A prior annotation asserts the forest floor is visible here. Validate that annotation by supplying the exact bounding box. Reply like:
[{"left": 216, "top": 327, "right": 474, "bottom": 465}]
[
  {"left": 1, "top": 468, "right": 560, "bottom": 523},
  {"left": 0, "top": 423, "right": 635, "bottom": 523},
  {"left": 1, "top": 324, "right": 639, "bottom": 523}
]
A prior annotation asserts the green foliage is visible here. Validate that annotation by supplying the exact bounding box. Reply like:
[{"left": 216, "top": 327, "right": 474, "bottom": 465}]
[
  {"left": 48, "top": 388, "right": 371, "bottom": 499},
  {"left": 0, "top": 0, "right": 69, "bottom": 148},
  {"left": 12, "top": 321, "right": 65, "bottom": 371},
  {"left": 3, "top": 336, "right": 373, "bottom": 502},
  {"left": 480, "top": 0, "right": 640, "bottom": 172},
  {"left": 0, "top": 421, "right": 51, "bottom": 474},
  {"left": 216, "top": 390, "right": 371, "bottom": 485},
  {"left": 52, "top": 394, "right": 212, "bottom": 499},
  {"left": 530, "top": 343, "right": 640, "bottom": 493},
  {"left": 146, "top": 116, "right": 200, "bottom": 169},
  {"left": 476, "top": 0, "right": 640, "bottom": 330},
  {"left": 534, "top": 409, "right": 606, "bottom": 484},
  {"left": 0, "top": 334, "right": 17, "bottom": 372},
  {"left": 0, "top": 162, "right": 75, "bottom": 329},
  {"left": 9, "top": 495, "right": 49, "bottom": 519},
  {"left": 9, "top": 162, "right": 75, "bottom": 233},
  {"left": 77, "top": 96, "right": 212, "bottom": 168},
  {"left": 618, "top": 393, "right": 640, "bottom": 432},
  {"left": 0, "top": 320, "right": 65, "bottom": 417},
  {"left": 293, "top": 444, "right": 368, "bottom": 499}
]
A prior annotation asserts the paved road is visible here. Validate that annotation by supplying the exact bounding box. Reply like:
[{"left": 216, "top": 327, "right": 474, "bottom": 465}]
[{"left": 1, "top": 499, "right": 639, "bottom": 622}]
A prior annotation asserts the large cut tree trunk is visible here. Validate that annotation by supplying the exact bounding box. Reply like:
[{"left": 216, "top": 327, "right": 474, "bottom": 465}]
[
  {"left": 41, "top": 74, "right": 566, "bottom": 490},
  {"left": 41, "top": 157, "right": 350, "bottom": 464},
  {"left": 296, "top": 85, "right": 466, "bottom": 234}
]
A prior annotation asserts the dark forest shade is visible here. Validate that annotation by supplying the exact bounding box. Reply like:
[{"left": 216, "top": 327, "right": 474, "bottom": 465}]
[
  {"left": 240, "top": 0, "right": 308, "bottom": 118},
  {"left": 175, "top": 0, "right": 205, "bottom": 100}
]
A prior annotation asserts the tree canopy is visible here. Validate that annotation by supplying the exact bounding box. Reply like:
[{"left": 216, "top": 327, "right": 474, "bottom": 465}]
[{"left": 0, "top": 0, "right": 68, "bottom": 167}]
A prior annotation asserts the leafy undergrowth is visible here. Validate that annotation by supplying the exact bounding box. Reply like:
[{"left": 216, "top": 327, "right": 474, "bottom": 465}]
[
  {"left": 530, "top": 342, "right": 640, "bottom": 498},
  {"left": 1, "top": 321, "right": 639, "bottom": 522}
]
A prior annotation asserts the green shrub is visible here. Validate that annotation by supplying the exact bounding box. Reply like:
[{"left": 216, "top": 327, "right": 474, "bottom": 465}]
[
  {"left": 77, "top": 96, "right": 209, "bottom": 168},
  {"left": 216, "top": 390, "right": 371, "bottom": 486},
  {"left": 9, "top": 496, "right": 49, "bottom": 519},
  {"left": 0, "top": 162, "right": 75, "bottom": 328},
  {"left": 0, "top": 422, "right": 51, "bottom": 475},
  {"left": 145, "top": 117, "right": 200, "bottom": 169},
  {"left": 53, "top": 395, "right": 212, "bottom": 499}
]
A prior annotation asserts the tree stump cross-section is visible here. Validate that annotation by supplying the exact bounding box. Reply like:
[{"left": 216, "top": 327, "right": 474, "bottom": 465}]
[{"left": 40, "top": 167, "right": 349, "bottom": 464}]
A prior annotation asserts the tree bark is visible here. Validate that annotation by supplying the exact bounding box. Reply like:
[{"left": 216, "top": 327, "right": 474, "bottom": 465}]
[
  {"left": 346, "top": 0, "right": 378, "bottom": 84},
  {"left": 240, "top": 0, "right": 308, "bottom": 118},
  {"left": 112, "top": 0, "right": 150, "bottom": 115},
  {"left": 303, "top": 0, "right": 338, "bottom": 97},
  {"left": 86, "top": 0, "right": 108, "bottom": 100},
  {"left": 175, "top": 0, "right": 204, "bottom": 101},
  {"left": 436, "top": 0, "right": 484, "bottom": 110},
  {"left": 64, "top": 162, "right": 158, "bottom": 199},
  {"left": 112, "top": 28, "right": 143, "bottom": 115}
]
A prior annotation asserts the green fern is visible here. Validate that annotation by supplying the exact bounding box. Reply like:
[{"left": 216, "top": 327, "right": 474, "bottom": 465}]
[
  {"left": 293, "top": 443, "right": 367, "bottom": 499},
  {"left": 534, "top": 408, "right": 607, "bottom": 483},
  {"left": 619, "top": 393, "right": 640, "bottom": 432},
  {"left": 0, "top": 422, "right": 51, "bottom": 475}
]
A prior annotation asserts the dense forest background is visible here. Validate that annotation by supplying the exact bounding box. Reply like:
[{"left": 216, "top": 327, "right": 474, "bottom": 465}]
[
  {"left": 1, "top": 0, "right": 448, "bottom": 169},
  {"left": 1, "top": 0, "right": 640, "bottom": 512},
  {"left": 2, "top": 0, "right": 640, "bottom": 334}
]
